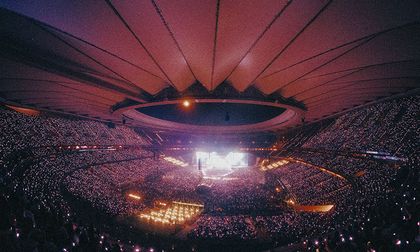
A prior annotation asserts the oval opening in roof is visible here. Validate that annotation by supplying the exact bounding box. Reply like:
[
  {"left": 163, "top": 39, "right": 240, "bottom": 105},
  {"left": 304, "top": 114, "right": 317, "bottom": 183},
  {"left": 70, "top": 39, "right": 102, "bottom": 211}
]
[{"left": 136, "top": 102, "right": 286, "bottom": 126}]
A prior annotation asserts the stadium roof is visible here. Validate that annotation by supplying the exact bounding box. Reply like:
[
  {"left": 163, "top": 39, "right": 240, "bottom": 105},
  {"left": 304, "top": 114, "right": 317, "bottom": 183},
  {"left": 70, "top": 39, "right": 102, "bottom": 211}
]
[{"left": 1, "top": 1, "right": 419, "bottom": 132}]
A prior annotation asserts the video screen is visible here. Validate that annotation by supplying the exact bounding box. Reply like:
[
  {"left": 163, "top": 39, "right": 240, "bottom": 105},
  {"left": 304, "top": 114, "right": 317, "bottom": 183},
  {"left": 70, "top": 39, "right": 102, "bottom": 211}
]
[{"left": 196, "top": 151, "right": 248, "bottom": 169}]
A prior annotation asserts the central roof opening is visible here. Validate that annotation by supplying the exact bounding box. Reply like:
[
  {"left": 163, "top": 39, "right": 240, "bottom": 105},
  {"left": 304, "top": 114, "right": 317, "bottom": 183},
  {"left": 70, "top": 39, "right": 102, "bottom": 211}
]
[{"left": 136, "top": 103, "right": 286, "bottom": 126}]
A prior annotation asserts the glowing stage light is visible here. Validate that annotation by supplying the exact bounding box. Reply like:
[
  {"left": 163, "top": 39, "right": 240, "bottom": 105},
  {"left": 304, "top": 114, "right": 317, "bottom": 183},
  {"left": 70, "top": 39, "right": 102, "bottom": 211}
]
[
  {"left": 182, "top": 100, "right": 191, "bottom": 107},
  {"left": 140, "top": 201, "right": 203, "bottom": 225},
  {"left": 164, "top": 156, "right": 188, "bottom": 167},
  {"left": 128, "top": 193, "right": 141, "bottom": 200},
  {"left": 196, "top": 151, "right": 247, "bottom": 170}
]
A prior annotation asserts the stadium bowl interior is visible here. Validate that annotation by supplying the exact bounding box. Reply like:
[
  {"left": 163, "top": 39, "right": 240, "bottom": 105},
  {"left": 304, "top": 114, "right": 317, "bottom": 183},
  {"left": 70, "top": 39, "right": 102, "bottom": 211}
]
[{"left": 0, "top": 1, "right": 419, "bottom": 252}]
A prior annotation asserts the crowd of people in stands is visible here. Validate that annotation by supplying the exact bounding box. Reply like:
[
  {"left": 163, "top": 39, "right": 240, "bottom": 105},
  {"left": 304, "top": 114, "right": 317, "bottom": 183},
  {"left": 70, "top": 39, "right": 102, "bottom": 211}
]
[
  {"left": 268, "top": 162, "right": 351, "bottom": 205},
  {"left": 0, "top": 188, "right": 133, "bottom": 251},
  {"left": 189, "top": 215, "right": 256, "bottom": 240},
  {"left": 185, "top": 96, "right": 419, "bottom": 250},
  {"left": 0, "top": 94, "right": 418, "bottom": 251},
  {"left": 65, "top": 158, "right": 180, "bottom": 216},
  {"left": 302, "top": 96, "right": 418, "bottom": 156}
]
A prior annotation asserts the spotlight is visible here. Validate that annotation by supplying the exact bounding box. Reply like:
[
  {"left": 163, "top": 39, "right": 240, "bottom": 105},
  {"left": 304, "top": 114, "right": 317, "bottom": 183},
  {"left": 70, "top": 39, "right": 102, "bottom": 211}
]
[{"left": 182, "top": 100, "right": 191, "bottom": 107}]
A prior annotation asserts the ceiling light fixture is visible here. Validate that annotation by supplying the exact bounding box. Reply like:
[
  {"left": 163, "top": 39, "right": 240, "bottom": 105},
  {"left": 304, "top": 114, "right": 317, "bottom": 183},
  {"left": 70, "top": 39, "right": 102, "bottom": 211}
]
[{"left": 182, "top": 100, "right": 191, "bottom": 107}]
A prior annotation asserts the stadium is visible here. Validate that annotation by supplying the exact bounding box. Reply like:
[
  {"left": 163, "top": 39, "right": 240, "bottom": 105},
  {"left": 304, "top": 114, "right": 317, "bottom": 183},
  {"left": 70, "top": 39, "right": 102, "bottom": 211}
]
[{"left": 0, "top": 1, "right": 419, "bottom": 251}]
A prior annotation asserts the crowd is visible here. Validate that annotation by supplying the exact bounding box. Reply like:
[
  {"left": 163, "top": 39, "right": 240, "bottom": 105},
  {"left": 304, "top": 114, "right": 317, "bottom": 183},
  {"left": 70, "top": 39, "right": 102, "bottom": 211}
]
[
  {"left": 0, "top": 108, "right": 165, "bottom": 250},
  {"left": 268, "top": 162, "right": 351, "bottom": 205},
  {"left": 0, "top": 109, "right": 149, "bottom": 158},
  {"left": 302, "top": 96, "right": 419, "bottom": 155},
  {"left": 0, "top": 94, "right": 418, "bottom": 251},
  {"left": 189, "top": 215, "right": 256, "bottom": 240},
  {"left": 66, "top": 158, "right": 180, "bottom": 215},
  {"left": 0, "top": 188, "right": 136, "bottom": 251},
  {"left": 185, "top": 96, "right": 419, "bottom": 250},
  {"left": 199, "top": 168, "right": 272, "bottom": 215}
]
